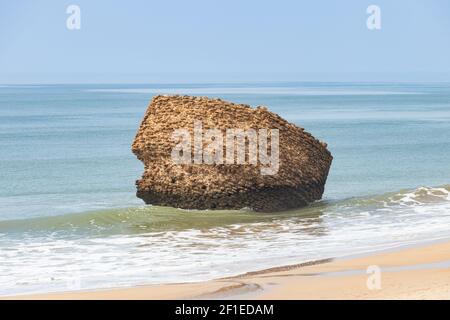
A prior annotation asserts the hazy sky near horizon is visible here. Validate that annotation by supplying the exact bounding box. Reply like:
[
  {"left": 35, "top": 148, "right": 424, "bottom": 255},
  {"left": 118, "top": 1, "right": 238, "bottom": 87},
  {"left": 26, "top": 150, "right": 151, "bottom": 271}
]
[{"left": 1, "top": 0, "right": 449, "bottom": 83}]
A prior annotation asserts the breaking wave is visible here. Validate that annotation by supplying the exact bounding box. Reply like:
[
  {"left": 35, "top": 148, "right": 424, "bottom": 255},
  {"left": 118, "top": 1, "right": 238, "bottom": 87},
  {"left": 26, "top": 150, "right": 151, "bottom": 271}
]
[{"left": 0, "top": 185, "right": 449, "bottom": 237}]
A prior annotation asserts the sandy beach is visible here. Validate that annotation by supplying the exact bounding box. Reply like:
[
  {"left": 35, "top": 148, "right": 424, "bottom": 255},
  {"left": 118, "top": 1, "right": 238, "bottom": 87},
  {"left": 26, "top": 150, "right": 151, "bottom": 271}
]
[{"left": 5, "top": 240, "right": 450, "bottom": 300}]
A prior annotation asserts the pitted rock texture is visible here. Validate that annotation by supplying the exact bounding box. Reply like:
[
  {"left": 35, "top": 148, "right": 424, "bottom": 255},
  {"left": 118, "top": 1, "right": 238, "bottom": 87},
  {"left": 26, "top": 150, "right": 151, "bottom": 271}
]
[{"left": 132, "top": 95, "right": 332, "bottom": 212}]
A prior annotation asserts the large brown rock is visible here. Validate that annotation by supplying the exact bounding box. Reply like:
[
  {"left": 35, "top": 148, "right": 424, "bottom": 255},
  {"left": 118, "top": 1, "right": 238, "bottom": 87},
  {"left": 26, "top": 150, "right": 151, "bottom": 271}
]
[{"left": 132, "top": 95, "right": 332, "bottom": 212}]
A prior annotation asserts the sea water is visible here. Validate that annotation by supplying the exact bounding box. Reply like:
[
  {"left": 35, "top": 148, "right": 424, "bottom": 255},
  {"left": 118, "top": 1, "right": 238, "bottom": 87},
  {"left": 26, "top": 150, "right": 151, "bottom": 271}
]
[{"left": 0, "top": 82, "right": 449, "bottom": 295}]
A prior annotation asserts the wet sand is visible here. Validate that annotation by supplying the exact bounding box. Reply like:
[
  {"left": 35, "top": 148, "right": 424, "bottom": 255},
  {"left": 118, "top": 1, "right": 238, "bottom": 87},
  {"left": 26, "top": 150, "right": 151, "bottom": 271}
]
[{"left": 5, "top": 240, "right": 450, "bottom": 300}]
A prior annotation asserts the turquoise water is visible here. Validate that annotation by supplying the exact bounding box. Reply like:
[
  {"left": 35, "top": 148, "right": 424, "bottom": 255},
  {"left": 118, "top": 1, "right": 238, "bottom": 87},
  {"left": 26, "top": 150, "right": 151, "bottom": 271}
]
[{"left": 1, "top": 82, "right": 450, "bottom": 295}]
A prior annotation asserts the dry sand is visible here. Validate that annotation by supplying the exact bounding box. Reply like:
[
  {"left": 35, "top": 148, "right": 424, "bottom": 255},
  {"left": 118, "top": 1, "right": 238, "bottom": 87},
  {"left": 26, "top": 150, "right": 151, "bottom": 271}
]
[{"left": 5, "top": 240, "right": 450, "bottom": 300}]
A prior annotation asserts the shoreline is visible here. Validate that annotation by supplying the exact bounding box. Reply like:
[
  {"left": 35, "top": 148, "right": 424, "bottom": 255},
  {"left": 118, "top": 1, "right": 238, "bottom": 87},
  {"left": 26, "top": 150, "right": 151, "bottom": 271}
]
[{"left": 4, "top": 238, "right": 450, "bottom": 300}]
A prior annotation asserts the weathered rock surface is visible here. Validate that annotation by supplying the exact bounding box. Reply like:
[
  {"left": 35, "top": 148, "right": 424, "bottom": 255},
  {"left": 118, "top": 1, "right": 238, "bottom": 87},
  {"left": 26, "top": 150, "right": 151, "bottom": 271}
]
[{"left": 132, "top": 95, "right": 332, "bottom": 212}]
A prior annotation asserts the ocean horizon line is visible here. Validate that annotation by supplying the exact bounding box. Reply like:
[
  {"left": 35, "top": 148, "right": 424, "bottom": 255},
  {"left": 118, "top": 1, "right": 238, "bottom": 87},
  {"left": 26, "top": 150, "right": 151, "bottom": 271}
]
[{"left": 2, "top": 80, "right": 450, "bottom": 86}]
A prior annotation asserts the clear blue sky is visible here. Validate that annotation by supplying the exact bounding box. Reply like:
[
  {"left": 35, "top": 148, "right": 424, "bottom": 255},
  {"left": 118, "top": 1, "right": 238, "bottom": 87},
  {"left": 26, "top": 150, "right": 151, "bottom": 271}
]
[{"left": 1, "top": 0, "right": 449, "bottom": 83}]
